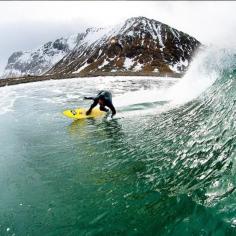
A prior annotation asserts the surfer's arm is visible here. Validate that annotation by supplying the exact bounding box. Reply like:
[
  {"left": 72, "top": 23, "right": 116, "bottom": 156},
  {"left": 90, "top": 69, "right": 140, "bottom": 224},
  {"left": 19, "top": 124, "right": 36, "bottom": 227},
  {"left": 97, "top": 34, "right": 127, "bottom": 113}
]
[
  {"left": 107, "top": 102, "right": 116, "bottom": 118},
  {"left": 86, "top": 100, "right": 98, "bottom": 115},
  {"left": 84, "top": 96, "right": 95, "bottom": 100}
]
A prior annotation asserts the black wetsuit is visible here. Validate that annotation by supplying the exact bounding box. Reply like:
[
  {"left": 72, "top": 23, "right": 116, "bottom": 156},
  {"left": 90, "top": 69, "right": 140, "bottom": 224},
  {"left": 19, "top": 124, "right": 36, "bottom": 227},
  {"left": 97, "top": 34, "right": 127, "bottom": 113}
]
[{"left": 85, "top": 90, "right": 116, "bottom": 117}]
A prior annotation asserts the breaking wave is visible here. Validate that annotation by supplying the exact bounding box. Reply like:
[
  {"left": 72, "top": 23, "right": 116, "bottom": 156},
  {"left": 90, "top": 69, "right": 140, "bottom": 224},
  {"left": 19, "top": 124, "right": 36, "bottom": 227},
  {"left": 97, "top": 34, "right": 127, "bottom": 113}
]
[
  {"left": 135, "top": 46, "right": 236, "bottom": 210},
  {"left": 0, "top": 45, "right": 236, "bottom": 234}
]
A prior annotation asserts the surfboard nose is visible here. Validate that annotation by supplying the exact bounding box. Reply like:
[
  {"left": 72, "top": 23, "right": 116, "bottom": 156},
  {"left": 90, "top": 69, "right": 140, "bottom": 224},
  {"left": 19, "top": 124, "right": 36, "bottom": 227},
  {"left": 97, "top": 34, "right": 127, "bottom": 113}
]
[{"left": 71, "top": 110, "right": 77, "bottom": 115}]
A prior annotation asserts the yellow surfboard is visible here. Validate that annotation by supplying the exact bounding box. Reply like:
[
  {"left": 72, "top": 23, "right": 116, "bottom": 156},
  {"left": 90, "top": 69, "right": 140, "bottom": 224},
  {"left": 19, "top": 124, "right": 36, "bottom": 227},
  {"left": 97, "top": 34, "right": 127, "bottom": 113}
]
[{"left": 63, "top": 108, "right": 106, "bottom": 120}]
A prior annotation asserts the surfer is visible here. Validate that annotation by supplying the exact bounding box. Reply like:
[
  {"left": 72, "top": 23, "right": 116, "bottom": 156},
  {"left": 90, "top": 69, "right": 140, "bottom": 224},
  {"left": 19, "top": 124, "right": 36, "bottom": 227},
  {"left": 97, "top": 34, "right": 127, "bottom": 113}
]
[{"left": 84, "top": 90, "right": 116, "bottom": 118}]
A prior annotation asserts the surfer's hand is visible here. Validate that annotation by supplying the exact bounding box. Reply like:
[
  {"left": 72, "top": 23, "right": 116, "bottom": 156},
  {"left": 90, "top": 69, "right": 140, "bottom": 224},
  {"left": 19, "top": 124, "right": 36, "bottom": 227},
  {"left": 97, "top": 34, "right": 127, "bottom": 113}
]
[
  {"left": 84, "top": 96, "right": 94, "bottom": 100},
  {"left": 86, "top": 110, "right": 90, "bottom": 115}
]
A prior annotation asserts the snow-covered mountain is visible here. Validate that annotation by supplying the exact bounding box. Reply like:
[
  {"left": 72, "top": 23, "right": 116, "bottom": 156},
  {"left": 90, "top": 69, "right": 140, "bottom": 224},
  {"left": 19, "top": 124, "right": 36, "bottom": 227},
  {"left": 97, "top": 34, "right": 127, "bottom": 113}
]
[
  {"left": 3, "top": 16, "right": 201, "bottom": 79},
  {"left": 47, "top": 16, "right": 201, "bottom": 76},
  {"left": 3, "top": 33, "right": 84, "bottom": 78}
]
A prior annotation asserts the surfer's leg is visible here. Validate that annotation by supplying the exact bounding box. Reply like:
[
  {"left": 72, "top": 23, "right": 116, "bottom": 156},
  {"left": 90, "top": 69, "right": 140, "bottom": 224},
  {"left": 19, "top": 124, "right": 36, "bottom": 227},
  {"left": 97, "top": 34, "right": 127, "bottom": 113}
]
[{"left": 99, "top": 106, "right": 109, "bottom": 112}]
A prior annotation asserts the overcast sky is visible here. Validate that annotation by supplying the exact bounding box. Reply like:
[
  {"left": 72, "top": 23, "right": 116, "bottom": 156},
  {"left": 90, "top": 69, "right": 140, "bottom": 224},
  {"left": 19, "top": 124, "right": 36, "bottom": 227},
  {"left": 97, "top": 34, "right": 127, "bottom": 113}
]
[{"left": 0, "top": 1, "right": 236, "bottom": 74}]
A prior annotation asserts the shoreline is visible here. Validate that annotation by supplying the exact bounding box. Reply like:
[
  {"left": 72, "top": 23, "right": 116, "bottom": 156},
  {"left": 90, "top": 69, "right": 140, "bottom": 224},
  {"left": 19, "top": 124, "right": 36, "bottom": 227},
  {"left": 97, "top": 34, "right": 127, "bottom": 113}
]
[{"left": 0, "top": 71, "right": 183, "bottom": 88}]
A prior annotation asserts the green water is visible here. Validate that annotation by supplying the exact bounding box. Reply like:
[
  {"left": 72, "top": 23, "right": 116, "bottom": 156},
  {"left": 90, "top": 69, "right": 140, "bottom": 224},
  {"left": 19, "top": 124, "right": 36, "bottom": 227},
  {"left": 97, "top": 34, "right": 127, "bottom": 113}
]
[{"left": 0, "top": 70, "right": 236, "bottom": 235}]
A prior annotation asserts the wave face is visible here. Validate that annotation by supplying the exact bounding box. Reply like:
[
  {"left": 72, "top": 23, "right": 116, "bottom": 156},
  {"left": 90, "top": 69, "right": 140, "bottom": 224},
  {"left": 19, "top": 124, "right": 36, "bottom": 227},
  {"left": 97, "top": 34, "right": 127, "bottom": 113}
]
[{"left": 0, "top": 47, "right": 236, "bottom": 235}]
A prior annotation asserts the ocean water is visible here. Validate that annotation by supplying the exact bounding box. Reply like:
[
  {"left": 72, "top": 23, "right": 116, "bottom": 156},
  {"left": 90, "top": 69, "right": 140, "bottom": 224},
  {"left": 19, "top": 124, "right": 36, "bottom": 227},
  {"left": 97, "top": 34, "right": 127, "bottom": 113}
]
[{"left": 0, "top": 47, "right": 236, "bottom": 235}]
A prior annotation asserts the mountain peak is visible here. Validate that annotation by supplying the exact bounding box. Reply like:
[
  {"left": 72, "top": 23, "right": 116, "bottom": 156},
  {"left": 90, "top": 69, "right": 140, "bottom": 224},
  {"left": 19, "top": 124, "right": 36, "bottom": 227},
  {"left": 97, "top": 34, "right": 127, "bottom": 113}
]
[
  {"left": 124, "top": 16, "right": 161, "bottom": 26},
  {"left": 3, "top": 16, "right": 201, "bottom": 79},
  {"left": 47, "top": 17, "right": 201, "bottom": 76}
]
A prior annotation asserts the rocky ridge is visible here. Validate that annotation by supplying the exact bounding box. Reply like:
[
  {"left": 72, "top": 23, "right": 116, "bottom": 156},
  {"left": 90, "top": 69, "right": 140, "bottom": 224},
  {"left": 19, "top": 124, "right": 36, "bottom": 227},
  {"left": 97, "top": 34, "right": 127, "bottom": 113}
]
[{"left": 47, "top": 16, "right": 201, "bottom": 76}]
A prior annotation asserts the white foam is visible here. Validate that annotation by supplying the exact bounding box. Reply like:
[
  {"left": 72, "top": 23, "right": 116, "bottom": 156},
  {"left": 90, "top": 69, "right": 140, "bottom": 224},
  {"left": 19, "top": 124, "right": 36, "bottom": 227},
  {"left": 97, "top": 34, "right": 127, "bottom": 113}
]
[
  {"left": 166, "top": 49, "right": 218, "bottom": 105},
  {"left": 0, "top": 87, "right": 17, "bottom": 115},
  {"left": 114, "top": 87, "right": 168, "bottom": 108}
]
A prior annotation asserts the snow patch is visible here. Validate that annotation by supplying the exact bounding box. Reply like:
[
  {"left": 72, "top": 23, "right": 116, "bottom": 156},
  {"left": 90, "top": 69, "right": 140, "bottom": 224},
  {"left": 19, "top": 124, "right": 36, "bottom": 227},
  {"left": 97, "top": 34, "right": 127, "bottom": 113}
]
[
  {"left": 98, "top": 60, "right": 110, "bottom": 69},
  {"left": 73, "top": 63, "right": 89, "bottom": 73},
  {"left": 123, "top": 58, "right": 133, "bottom": 70},
  {"left": 82, "top": 28, "right": 109, "bottom": 46},
  {"left": 67, "top": 34, "right": 79, "bottom": 50},
  {"left": 133, "top": 63, "right": 143, "bottom": 72},
  {"left": 157, "top": 25, "right": 164, "bottom": 48}
]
